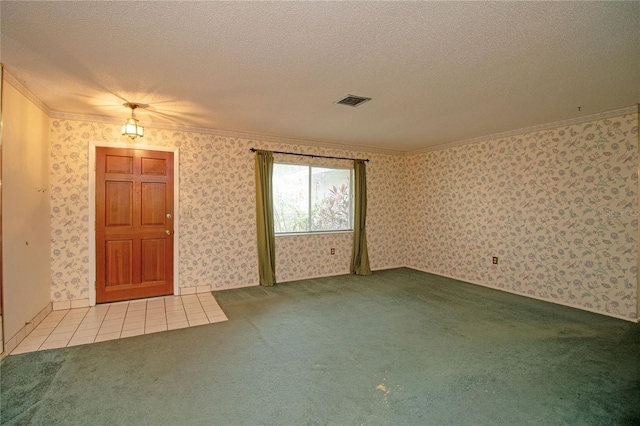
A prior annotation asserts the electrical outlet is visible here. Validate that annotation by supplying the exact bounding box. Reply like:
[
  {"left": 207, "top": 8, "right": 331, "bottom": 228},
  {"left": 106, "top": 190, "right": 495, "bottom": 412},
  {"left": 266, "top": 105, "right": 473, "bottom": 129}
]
[
  {"left": 492, "top": 256, "right": 498, "bottom": 265},
  {"left": 330, "top": 248, "right": 335, "bottom": 255},
  {"left": 182, "top": 205, "right": 192, "bottom": 218}
]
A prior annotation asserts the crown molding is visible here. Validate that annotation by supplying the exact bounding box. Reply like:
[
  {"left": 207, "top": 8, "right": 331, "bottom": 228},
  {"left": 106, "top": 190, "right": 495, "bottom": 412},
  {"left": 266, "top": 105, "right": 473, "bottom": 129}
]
[
  {"left": 49, "top": 110, "right": 404, "bottom": 157},
  {"left": 3, "top": 70, "right": 52, "bottom": 116},
  {"left": 12, "top": 76, "right": 638, "bottom": 158},
  {"left": 406, "top": 104, "right": 640, "bottom": 155}
]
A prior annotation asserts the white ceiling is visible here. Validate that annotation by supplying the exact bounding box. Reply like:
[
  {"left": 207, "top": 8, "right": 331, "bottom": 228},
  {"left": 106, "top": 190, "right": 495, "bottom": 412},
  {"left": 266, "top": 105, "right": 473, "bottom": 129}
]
[{"left": 1, "top": 1, "right": 639, "bottom": 152}]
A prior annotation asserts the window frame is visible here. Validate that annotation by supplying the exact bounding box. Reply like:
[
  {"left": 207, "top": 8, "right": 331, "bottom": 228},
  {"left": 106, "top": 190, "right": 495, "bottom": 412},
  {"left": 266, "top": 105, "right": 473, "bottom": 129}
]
[{"left": 272, "top": 162, "right": 354, "bottom": 235}]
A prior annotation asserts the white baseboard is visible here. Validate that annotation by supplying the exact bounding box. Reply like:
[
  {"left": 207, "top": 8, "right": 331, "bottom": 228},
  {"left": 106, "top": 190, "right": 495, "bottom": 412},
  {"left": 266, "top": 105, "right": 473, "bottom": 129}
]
[
  {"left": 277, "top": 270, "right": 350, "bottom": 284},
  {"left": 211, "top": 281, "right": 260, "bottom": 292},
  {"left": 405, "top": 266, "right": 637, "bottom": 323},
  {"left": 276, "top": 265, "right": 405, "bottom": 284},
  {"left": 372, "top": 265, "right": 405, "bottom": 272}
]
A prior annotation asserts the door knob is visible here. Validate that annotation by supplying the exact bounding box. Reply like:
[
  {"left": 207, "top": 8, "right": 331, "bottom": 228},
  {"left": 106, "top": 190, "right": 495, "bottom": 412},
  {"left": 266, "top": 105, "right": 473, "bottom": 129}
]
[
  {"left": 166, "top": 213, "right": 172, "bottom": 219},
  {"left": 165, "top": 230, "right": 172, "bottom": 236}
]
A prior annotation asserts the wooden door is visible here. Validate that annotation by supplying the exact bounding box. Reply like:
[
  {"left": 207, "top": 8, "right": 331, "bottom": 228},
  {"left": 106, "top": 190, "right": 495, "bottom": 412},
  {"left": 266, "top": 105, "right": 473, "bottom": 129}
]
[{"left": 96, "top": 148, "right": 174, "bottom": 303}]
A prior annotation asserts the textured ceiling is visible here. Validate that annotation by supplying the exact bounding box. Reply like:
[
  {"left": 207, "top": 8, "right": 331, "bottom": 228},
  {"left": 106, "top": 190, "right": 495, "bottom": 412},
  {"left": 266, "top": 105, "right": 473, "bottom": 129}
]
[{"left": 1, "top": 1, "right": 639, "bottom": 152}]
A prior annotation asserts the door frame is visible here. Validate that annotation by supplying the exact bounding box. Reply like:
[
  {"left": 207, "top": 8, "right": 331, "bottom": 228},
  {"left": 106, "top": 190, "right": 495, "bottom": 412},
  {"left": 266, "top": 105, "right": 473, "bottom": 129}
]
[{"left": 88, "top": 141, "right": 180, "bottom": 306}]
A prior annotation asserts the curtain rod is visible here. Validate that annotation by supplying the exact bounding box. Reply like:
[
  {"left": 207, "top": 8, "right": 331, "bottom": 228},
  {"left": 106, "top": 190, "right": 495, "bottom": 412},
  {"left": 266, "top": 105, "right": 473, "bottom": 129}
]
[{"left": 250, "top": 148, "right": 369, "bottom": 162}]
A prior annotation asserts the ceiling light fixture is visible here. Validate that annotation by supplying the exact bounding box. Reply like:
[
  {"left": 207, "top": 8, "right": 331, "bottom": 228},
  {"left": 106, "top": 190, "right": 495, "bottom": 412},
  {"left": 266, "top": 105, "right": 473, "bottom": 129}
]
[{"left": 121, "top": 103, "right": 144, "bottom": 139}]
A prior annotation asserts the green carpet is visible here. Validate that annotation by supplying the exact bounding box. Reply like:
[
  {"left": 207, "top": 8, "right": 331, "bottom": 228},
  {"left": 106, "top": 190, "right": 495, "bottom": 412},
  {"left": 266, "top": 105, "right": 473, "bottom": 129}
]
[{"left": 1, "top": 268, "right": 639, "bottom": 425}]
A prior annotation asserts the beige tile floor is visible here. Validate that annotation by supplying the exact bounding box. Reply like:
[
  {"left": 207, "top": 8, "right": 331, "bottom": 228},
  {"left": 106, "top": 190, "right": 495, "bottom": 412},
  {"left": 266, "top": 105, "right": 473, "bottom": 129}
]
[{"left": 11, "top": 293, "right": 227, "bottom": 355}]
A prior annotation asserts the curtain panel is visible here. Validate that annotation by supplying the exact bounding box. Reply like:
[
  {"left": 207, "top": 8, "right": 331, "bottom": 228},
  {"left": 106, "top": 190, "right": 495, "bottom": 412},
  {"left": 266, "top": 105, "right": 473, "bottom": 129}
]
[
  {"left": 350, "top": 159, "right": 372, "bottom": 276},
  {"left": 255, "top": 150, "right": 276, "bottom": 286}
]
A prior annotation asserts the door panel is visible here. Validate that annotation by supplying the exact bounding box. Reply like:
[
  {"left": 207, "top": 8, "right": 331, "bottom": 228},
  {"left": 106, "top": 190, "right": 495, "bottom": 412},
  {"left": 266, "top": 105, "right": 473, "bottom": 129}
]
[
  {"left": 96, "top": 148, "right": 174, "bottom": 303},
  {"left": 141, "top": 239, "right": 166, "bottom": 282},
  {"left": 141, "top": 157, "right": 166, "bottom": 175},
  {"left": 105, "top": 155, "right": 134, "bottom": 174},
  {"left": 141, "top": 183, "right": 165, "bottom": 225},
  {"left": 105, "top": 182, "right": 133, "bottom": 226},
  {"left": 106, "top": 240, "right": 133, "bottom": 286}
]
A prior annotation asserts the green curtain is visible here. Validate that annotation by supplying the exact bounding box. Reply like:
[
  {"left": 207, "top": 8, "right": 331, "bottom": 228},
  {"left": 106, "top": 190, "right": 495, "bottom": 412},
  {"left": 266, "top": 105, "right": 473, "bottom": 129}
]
[
  {"left": 350, "top": 159, "right": 372, "bottom": 276},
  {"left": 255, "top": 150, "right": 276, "bottom": 286}
]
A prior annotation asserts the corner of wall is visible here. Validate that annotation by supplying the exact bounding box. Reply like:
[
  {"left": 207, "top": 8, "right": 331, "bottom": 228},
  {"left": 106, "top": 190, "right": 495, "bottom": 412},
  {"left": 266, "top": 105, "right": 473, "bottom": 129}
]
[
  {"left": 403, "top": 109, "right": 639, "bottom": 321},
  {"left": 636, "top": 105, "right": 640, "bottom": 322}
]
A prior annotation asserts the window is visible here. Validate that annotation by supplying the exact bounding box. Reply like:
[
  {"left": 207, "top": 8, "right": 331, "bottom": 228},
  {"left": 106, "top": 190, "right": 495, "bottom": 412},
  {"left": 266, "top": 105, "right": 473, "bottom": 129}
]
[{"left": 273, "top": 163, "right": 353, "bottom": 234}]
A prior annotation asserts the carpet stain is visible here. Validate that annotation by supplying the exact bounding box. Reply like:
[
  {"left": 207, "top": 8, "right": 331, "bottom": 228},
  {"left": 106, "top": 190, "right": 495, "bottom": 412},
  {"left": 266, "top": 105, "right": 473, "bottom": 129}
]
[
  {"left": 375, "top": 384, "right": 387, "bottom": 392},
  {"left": 375, "top": 378, "right": 391, "bottom": 407}
]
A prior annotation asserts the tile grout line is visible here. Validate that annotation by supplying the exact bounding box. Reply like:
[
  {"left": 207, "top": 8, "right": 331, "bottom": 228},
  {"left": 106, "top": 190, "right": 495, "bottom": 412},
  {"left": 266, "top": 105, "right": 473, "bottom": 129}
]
[
  {"left": 64, "top": 307, "right": 93, "bottom": 347},
  {"left": 98, "top": 303, "right": 114, "bottom": 340},
  {"left": 95, "top": 302, "right": 123, "bottom": 342},
  {"left": 179, "top": 295, "right": 188, "bottom": 327},
  {"left": 163, "top": 298, "right": 169, "bottom": 328},
  {"left": 22, "top": 306, "right": 82, "bottom": 353},
  {"left": 91, "top": 305, "right": 110, "bottom": 344},
  {"left": 152, "top": 297, "right": 168, "bottom": 333},
  {"left": 31, "top": 315, "right": 58, "bottom": 352},
  {"left": 120, "top": 301, "right": 131, "bottom": 338},
  {"left": 198, "top": 293, "right": 212, "bottom": 324},
  {"left": 143, "top": 300, "right": 148, "bottom": 333},
  {"left": 35, "top": 309, "right": 72, "bottom": 352}
]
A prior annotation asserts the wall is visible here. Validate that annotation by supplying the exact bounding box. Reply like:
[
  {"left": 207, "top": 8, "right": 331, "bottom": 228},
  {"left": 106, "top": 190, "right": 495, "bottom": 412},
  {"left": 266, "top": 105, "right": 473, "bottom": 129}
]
[
  {"left": 2, "top": 82, "right": 52, "bottom": 339},
  {"left": 405, "top": 112, "right": 639, "bottom": 320},
  {"left": 49, "top": 120, "right": 407, "bottom": 301},
  {"left": 47, "top": 110, "right": 639, "bottom": 321}
]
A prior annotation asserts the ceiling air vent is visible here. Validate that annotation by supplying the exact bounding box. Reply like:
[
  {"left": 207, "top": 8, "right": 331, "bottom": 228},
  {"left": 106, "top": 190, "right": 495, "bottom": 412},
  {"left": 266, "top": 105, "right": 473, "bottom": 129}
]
[{"left": 334, "top": 94, "right": 371, "bottom": 107}]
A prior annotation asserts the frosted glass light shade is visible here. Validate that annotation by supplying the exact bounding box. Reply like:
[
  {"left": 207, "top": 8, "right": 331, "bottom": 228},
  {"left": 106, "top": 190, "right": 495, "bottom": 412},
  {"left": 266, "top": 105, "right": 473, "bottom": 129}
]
[{"left": 121, "top": 117, "right": 144, "bottom": 139}]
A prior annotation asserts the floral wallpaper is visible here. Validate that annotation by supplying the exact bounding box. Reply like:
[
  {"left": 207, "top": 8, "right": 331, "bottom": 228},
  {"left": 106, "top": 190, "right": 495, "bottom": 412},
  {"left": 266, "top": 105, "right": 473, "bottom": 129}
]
[
  {"left": 48, "top": 112, "right": 638, "bottom": 320},
  {"left": 405, "top": 114, "right": 639, "bottom": 320},
  {"left": 49, "top": 120, "right": 407, "bottom": 301},
  {"left": 275, "top": 233, "right": 352, "bottom": 282}
]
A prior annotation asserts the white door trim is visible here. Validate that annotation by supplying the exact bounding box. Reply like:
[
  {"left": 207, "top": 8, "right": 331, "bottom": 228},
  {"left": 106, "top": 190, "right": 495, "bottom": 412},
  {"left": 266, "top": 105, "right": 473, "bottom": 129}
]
[{"left": 88, "top": 142, "right": 180, "bottom": 306}]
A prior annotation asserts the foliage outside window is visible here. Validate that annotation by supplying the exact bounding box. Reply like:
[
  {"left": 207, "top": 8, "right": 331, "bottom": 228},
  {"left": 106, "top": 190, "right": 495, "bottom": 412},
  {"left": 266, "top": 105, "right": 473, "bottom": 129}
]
[{"left": 273, "top": 163, "right": 353, "bottom": 234}]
